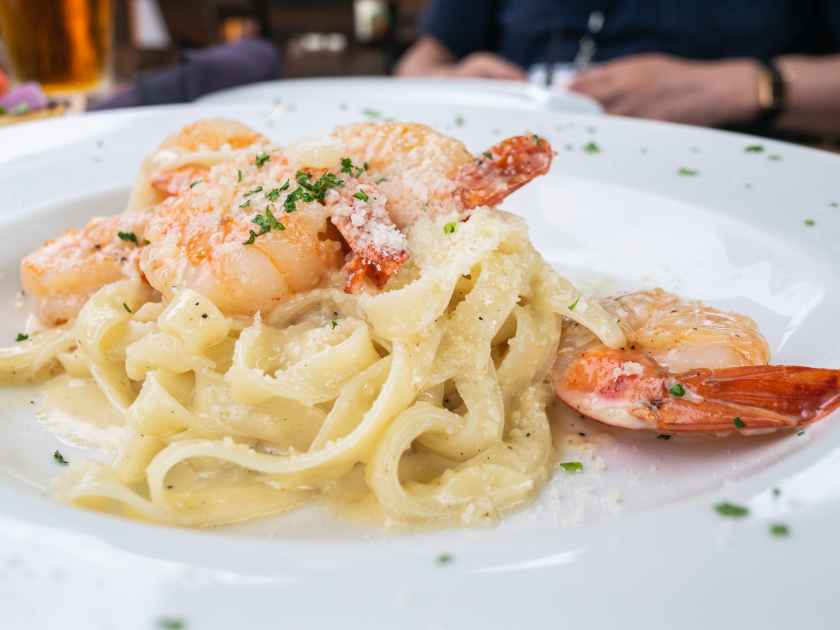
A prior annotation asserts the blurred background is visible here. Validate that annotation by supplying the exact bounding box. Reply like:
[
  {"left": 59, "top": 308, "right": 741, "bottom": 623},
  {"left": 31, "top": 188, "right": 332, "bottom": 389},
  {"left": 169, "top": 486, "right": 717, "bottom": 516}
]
[{"left": 0, "top": 0, "right": 838, "bottom": 149}]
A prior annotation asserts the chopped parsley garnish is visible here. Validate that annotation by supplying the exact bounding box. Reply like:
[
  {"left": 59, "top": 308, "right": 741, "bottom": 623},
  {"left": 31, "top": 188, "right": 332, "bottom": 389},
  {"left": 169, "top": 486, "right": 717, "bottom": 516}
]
[
  {"left": 482, "top": 151, "right": 493, "bottom": 159},
  {"left": 123, "top": 302, "right": 133, "bottom": 314},
  {"left": 244, "top": 206, "right": 285, "bottom": 244},
  {"left": 265, "top": 181, "right": 290, "bottom": 202},
  {"left": 53, "top": 450, "right": 69, "bottom": 465},
  {"left": 454, "top": 114, "right": 465, "bottom": 127},
  {"left": 118, "top": 231, "right": 138, "bottom": 244},
  {"left": 769, "top": 523, "right": 790, "bottom": 537},
  {"left": 375, "top": 176, "right": 388, "bottom": 184},
  {"left": 669, "top": 383, "right": 685, "bottom": 397},
  {"left": 237, "top": 169, "right": 243, "bottom": 183},
  {"left": 353, "top": 191, "right": 369, "bottom": 202},
  {"left": 443, "top": 222, "right": 457, "bottom": 235},
  {"left": 362, "top": 108, "right": 382, "bottom": 119},
  {"left": 656, "top": 434, "right": 672, "bottom": 440},
  {"left": 341, "top": 157, "right": 366, "bottom": 178},
  {"left": 0, "top": 106, "right": 5, "bottom": 116},
  {"left": 436, "top": 553, "right": 453, "bottom": 565},
  {"left": 533, "top": 134, "right": 543, "bottom": 146},
  {"left": 733, "top": 417, "right": 745, "bottom": 429},
  {"left": 744, "top": 144, "right": 765, "bottom": 153},
  {"left": 804, "top": 219, "right": 815, "bottom": 226},
  {"left": 330, "top": 320, "right": 338, "bottom": 329},
  {"left": 583, "top": 142, "right": 601, "bottom": 154},
  {"left": 559, "top": 461, "right": 583, "bottom": 473},
  {"left": 568, "top": 296, "right": 580, "bottom": 311},
  {"left": 714, "top": 501, "right": 749, "bottom": 518},
  {"left": 15, "top": 333, "right": 28, "bottom": 342},
  {"left": 239, "top": 199, "right": 251, "bottom": 208},
  {"left": 677, "top": 167, "right": 698, "bottom": 176},
  {"left": 189, "top": 180, "right": 201, "bottom": 188},
  {"left": 255, "top": 152, "right": 270, "bottom": 168},
  {"left": 244, "top": 186, "right": 263, "bottom": 197},
  {"left": 156, "top": 617, "right": 186, "bottom": 630}
]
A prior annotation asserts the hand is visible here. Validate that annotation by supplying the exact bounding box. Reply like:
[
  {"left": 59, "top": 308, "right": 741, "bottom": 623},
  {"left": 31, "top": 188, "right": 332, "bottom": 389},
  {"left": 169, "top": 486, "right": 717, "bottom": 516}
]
[
  {"left": 440, "top": 52, "right": 527, "bottom": 81},
  {"left": 570, "top": 54, "right": 760, "bottom": 126}
]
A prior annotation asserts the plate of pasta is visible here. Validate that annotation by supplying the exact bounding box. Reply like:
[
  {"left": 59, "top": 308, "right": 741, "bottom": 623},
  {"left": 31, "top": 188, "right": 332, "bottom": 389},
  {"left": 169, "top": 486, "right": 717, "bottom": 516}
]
[{"left": 1, "top": 90, "right": 840, "bottom": 630}]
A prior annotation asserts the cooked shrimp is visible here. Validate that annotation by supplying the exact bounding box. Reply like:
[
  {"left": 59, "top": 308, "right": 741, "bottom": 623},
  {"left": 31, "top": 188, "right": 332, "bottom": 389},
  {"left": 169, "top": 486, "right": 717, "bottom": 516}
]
[
  {"left": 330, "top": 122, "right": 552, "bottom": 289},
  {"left": 20, "top": 215, "right": 151, "bottom": 325},
  {"left": 127, "top": 118, "right": 268, "bottom": 213},
  {"left": 140, "top": 151, "right": 345, "bottom": 316},
  {"left": 331, "top": 122, "right": 553, "bottom": 228},
  {"left": 552, "top": 289, "right": 840, "bottom": 434}
]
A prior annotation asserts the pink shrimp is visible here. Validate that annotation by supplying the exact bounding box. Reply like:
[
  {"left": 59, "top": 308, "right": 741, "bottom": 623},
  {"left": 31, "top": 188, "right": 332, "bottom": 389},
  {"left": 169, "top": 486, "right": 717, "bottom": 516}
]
[{"left": 552, "top": 289, "right": 840, "bottom": 435}]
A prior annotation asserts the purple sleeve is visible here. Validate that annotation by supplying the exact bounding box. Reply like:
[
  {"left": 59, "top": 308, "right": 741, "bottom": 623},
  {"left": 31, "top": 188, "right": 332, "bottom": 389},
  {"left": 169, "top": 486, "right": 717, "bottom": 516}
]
[{"left": 419, "top": 0, "right": 499, "bottom": 59}]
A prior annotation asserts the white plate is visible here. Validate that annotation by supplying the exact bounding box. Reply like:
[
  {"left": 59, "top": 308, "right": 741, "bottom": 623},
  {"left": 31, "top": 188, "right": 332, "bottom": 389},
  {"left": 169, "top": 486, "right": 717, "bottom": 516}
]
[
  {"left": 197, "top": 76, "right": 603, "bottom": 114},
  {"left": 1, "top": 88, "right": 839, "bottom": 630}
]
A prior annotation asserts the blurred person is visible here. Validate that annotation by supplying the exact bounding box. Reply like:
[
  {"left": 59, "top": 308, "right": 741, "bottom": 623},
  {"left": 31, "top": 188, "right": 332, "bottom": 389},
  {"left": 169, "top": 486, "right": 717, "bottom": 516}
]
[{"left": 396, "top": 1, "right": 840, "bottom": 138}]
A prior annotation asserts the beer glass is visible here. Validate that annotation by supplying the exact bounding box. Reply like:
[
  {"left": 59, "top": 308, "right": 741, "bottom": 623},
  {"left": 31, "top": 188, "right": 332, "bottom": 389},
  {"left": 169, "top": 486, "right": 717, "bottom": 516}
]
[{"left": 0, "top": 0, "right": 113, "bottom": 95}]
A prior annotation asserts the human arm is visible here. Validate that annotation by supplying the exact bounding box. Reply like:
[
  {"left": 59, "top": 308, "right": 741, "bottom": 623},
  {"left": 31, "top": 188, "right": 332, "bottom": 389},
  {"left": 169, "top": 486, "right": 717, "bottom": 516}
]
[{"left": 568, "top": 53, "right": 840, "bottom": 135}]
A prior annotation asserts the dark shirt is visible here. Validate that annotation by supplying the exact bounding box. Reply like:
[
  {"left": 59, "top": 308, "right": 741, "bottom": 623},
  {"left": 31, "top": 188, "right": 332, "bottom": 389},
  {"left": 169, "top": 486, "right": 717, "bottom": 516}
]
[{"left": 421, "top": 0, "right": 840, "bottom": 69}]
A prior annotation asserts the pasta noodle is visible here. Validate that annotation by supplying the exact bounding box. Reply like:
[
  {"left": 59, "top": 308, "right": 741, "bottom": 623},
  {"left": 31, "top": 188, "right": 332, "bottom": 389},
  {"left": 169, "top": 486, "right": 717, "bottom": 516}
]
[{"left": 3, "top": 207, "right": 622, "bottom": 528}]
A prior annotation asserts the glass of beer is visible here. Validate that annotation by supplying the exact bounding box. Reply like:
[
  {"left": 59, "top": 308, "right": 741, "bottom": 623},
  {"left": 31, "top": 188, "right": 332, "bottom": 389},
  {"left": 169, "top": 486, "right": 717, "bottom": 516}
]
[{"left": 0, "top": 0, "right": 114, "bottom": 96}]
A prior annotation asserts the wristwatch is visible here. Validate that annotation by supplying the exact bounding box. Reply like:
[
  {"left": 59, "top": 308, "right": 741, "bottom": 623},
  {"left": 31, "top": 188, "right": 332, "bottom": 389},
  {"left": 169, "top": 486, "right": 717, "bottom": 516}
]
[{"left": 755, "top": 59, "right": 786, "bottom": 127}]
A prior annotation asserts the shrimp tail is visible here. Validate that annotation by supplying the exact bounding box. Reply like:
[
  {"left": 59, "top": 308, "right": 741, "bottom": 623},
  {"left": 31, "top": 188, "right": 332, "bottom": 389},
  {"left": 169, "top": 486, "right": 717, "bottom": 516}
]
[
  {"left": 660, "top": 365, "right": 840, "bottom": 433},
  {"left": 554, "top": 349, "right": 840, "bottom": 434},
  {"left": 457, "top": 135, "right": 554, "bottom": 210}
]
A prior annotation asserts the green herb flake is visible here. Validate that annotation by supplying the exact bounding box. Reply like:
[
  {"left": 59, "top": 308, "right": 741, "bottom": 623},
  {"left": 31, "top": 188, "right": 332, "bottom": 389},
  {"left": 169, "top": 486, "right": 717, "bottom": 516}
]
[
  {"left": 436, "top": 553, "right": 453, "bottom": 565},
  {"left": 568, "top": 296, "right": 581, "bottom": 311},
  {"left": 362, "top": 108, "right": 382, "bottom": 119},
  {"left": 769, "top": 523, "right": 790, "bottom": 537},
  {"left": 330, "top": 320, "right": 338, "bottom": 329},
  {"left": 353, "top": 191, "right": 369, "bottom": 202},
  {"left": 533, "top": 134, "right": 544, "bottom": 146},
  {"left": 714, "top": 501, "right": 749, "bottom": 518},
  {"left": 123, "top": 302, "right": 133, "bottom": 314},
  {"left": 244, "top": 186, "right": 263, "bottom": 197},
  {"left": 583, "top": 142, "right": 601, "bottom": 154},
  {"left": 656, "top": 434, "right": 672, "bottom": 440},
  {"left": 0, "top": 106, "right": 6, "bottom": 116},
  {"left": 482, "top": 151, "right": 493, "bottom": 159},
  {"left": 243, "top": 230, "right": 258, "bottom": 245},
  {"left": 375, "top": 176, "right": 388, "bottom": 184},
  {"left": 443, "top": 222, "right": 457, "bottom": 235},
  {"left": 804, "top": 219, "right": 815, "bottom": 226},
  {"left": 118, "top": 231, "right": 138, "bottom": 244},
  {"left": 189, "top": 180, "right": 202, "bottom": 189},
  {"left": 265, "top": 181, "right": 289, "bottom": 202},
  {"left": 733, "top": 417, "right": 746, "bottom": 429},
  {"left": 559, "top": 461, "right": 583, "bottom": 473},
  {"left": 244, "top": 206, "right": 286, "bottom": 244},
  {"left": 677, "top": 167, "right": 698, "bottom": 176},
  {"left": 156, "top": 617, "right": 186, "bottom": 630},
  {"left": 744, "top": 144, "right": 765, "bottom": 153},
  {"left": 669, "top": 383, "right": 685, "bottom": 397},
  {"left": 53, "top": 450, "right": 69, "bottom": 465},
  {"left": 340, "top": 157, "right": 366, "bottom": 178},
  {"left": 15, "top": 333, "right": 29, "bottom": 342},
  {"left": 237, "top": 169, "right": 243, "bottom": 183},
  {"left": 239, "top": 199, "right": 251, "bottom": 209},
  {"left": 255, "top": 152, "right": 270, "bottom": 168}
]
